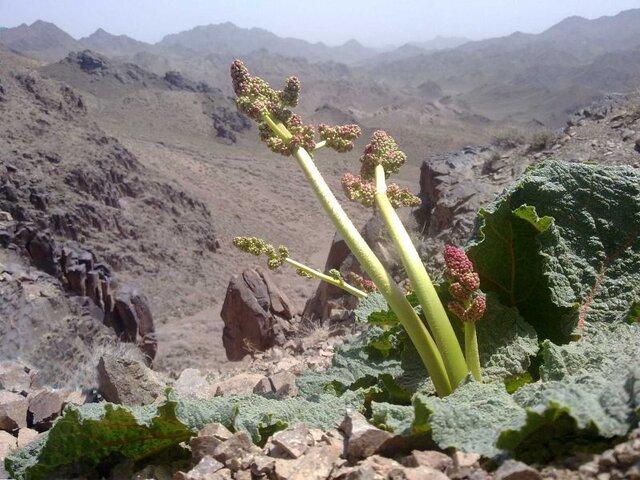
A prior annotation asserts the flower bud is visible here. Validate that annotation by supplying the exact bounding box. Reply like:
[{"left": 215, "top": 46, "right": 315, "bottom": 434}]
[
  {"left": 444, "top": 245, "right": 485, "bottom": 323},
  {"left": 318, "top": 124, "right": 362, "bottom": 153},
  {"left": 360, "top": 130, "right": 407, "bottom": 180},
  {"left": 386, "top": 183, "right": 421, "bottom": 208},
  {"left": 341, "top": 173, "right": 375, "bottom": 207},
  {"left": 280, "top": 76, "right": 301, "bottom": 107},
  {"left": 347, "top": 272, "right": 378, "bottom": 293}
]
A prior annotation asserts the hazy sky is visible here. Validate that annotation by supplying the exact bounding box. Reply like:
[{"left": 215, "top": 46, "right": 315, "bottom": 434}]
[{"left": 1, "top": 0, "right": 639, "bottom": 46}]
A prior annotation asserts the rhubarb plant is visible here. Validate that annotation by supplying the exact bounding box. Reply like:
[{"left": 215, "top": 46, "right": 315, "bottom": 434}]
[{"left": 229, "top": 60, "right": 475, "bottom": 395}]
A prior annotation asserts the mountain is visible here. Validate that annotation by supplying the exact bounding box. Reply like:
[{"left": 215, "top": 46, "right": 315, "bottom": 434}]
[
  {"left": 0, "top": 20, "right": 78, "bottom": 61},
  {"left": 408, "top": 35, "right": 471, "bottom": 51},
  {"left": 157, "top": 22, "right": 378, "bottom": 63},
  {"left": 79, "top": 28, "right": 152, "bottom": 57}
]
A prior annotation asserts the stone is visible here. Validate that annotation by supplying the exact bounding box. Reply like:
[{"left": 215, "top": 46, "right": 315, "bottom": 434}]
[
  {"left": 97, "top": 355, "right": 166, "bottom": 406},
  {"left": 335, "top": 455, "right": 403, "bottom": 479},
  {"left": 451, "top": 451, "right": 480, "bottom": 468},
  {"left": 221, "top": 268, "right": 294, "bottom": 360},
  {"left": 251, "top": 455, "right": 276, "bottom": 476},
  {"left": 112, "top": 285, "right": 157, "bottom": 362},
  {"left": 391, "top": 466, "right": 450, "bottom": 480},
  {"left": 173, "top": 368, "right": 218, "bottom": 399},
  {"left": 271, "top": 423, "right": 312, "bottom": 459},
  {"left": 270, "top": 370, "right": 299, "bottom": 398},
  {"left": 494, "top": 460, "right": 542, "bottom": 480},
  {"left": 190, "top": 435, "right": 223, "bottom": 464},
  {"left": 319, "top": 429, "right": 344, "bottom": 455},
  {"left": 253, "top": 376, "right": 274, "bottom": 395},
  {"left": 0, "top": 430, "right": 17, "bottom": 458},
  {"left": 0, "top": 361, "right": 31, "bottom": 394},
  {"left": 215, "top": 372, "right": 266, "bottom": 396},
  {"left": 401, "top": 450, "right": 452, "bottom": 471},
  {"left": 0, "top": 390, "right": 28, "bottom": 432},
  {"left": 28, "top": 390, "right": 65, "bottom": 431},
  {"left": 0, "top": 212, "right": 12, "bottom": 222},
  {"left": 340, "top": 410, "right": 392, "bottom": 461},
  {"left": 201, "top": 431, "right": 260, "bottom": 471},
  {"left": 173, "top": 455, "right": 224, "bottom": 480},
  {"left": 199, "top": 422, "right": 233, "bottom": 441},
  {"left": 234, "top": 470, "right": 251, "bottom": 480},
  {"left": 16, "top": 427, "right": 40, "bottom": 448},
  {"left": 273, "top": 445, "right": 339, "bottom": 480},
  {"left": 622, "top": 129, "right": 635, "bottom": 141}
]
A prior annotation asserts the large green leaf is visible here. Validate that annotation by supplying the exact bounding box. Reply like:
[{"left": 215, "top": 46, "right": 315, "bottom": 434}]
[
  {"left": 468, "top": 161, "right": 640, "bottom": 343},
  {"left": 5, "top": 393, "right": 361, "bottom": 480}
]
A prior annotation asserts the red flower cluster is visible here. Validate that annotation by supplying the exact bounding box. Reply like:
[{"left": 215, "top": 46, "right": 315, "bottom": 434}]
[
  {"left": 318, "top": 124, "right": 362, "bottom": 152},
  {"left": 347, "top": 272, "right": 378, "bottom": 293},
  {"left": 444, "top": 245, "right": 486, "bottom": 323},
  {"left": 360, "top": 130, "right": 407, "bottom": 180}
]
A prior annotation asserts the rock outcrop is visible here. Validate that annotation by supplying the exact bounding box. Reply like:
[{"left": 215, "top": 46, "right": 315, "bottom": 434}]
[{"left": 220, "top": 268, "right": 295, "bottom": 361}]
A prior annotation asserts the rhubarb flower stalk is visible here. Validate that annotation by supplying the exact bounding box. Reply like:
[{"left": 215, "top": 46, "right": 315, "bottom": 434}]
[{"left": 444, "top": 245, "right": 487, "bottom": 381}]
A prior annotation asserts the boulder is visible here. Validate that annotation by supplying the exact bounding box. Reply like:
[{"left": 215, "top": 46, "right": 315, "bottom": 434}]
[
  {"left": 111, "top": 285, "right": 157, "bottom": 362},
  {"left": 401, "top": 450, "right": 452, "bottom": 471},
  {"left": 16, "top": 427, "right": 40, "bottom": 448},
  {"left": 27, "top": 390, "right": 66, "bottom": 431},
  {"left": 271, "top": 423, "right": 312, "bottom": 459},
  {"left": 0, "top": 391, "right": 28, "bottom": 432},
  {"left": 0, "top": 361, "right": 33, "bottom": 395},
  {"left": 0, "top": 430, "right": 17, "bottom": 459},
  {"left": 216, "top": 372, "right": 266, "bottom": 396},
  {"left": 340, "top": 410, "right": 393, "bottom": 461},
  {"left": 173, "top": 368, "right": 218, "bottom": 399},
  {"left": 273, "top": 445, "right": 339, "bottom": 480},
  {"left": 494, "top": 460, "right": 542, "bottom": 480},
  {"left": 220, "top": 268, "right": 294, "bottom": 360},
  {"left": 97, "top": 355, "right": 165, "bottom": 406}
]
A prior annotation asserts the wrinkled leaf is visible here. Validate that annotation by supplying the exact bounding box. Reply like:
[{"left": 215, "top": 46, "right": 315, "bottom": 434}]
[{"left": 468, "top": 161, "right": 640, "bottom": 342}]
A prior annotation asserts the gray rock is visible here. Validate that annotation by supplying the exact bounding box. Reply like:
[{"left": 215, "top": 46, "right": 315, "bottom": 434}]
[
  {"left": 0, "top": 361, "right": 32, "bottom": 394},
  {"left": 16, "top": 427, "right": 40, "bottom": 448},
  {"left": 271, "top": 423, "right": 312, "bottom": 459},
  {"left": 0, "top": 430, "right": 17, "bottom": 459},
  {"left": 494, "top": 460, "right": 542, "bottom": 480},
  {"left": 0, "top": 390, "right": 27, "bottom": 432},
  {"left": 340, "top": 410, "right": 393, "bottom": 461},
  {"left": 401, "top": 450, "right": 452, "bottom": 471},
  {"left": 97, "top": 355, "right": 166, "bottom": 406},
  {"left": 173, "top": 368, "right": 218, "bottom": 399},
  {"left": 215, "top": 372, "right": 266, "bottom": 396},
  {"left": 173, "top": 455, "right": 224, "bottom": 480},
  {"left": 273, "top": 445, "right": 339, "bottom": 480}
]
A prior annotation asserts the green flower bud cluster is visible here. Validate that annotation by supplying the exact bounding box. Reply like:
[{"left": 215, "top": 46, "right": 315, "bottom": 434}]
[
  {"left": 360, "top": 130, "right": 407, "bottom": 180},
  {"left": 232, "top": 236, "right": 289, "bottom": 270},
  {"left": 341, "top": 173, "right": 420, "bottom": 209},
  {"left": 318, "top": 124, "right": 362, "bottom": 152}
]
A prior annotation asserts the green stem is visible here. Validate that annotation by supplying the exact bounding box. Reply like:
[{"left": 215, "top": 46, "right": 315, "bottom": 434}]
[
  {"left": 464, "top": 322, "right": 482, "bottom": 381},
  {"left": 284, "top": 257, "right": 368, "bottom": 299},
  {"left": 314, "top": 140, "right": 327, "bottom": 151},
  {"left": 374, "top": 165, "right": 468, "bottom": 389},
  {"left": 261, "top": 111, "right": 452, "bottom": 395}
]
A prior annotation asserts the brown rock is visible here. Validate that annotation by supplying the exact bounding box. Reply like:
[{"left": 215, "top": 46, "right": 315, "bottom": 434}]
[
  {"left": 199, "top": 422, "right": 233, "bottom": 441},
  {"left": 271, "top": 423, "right": 312, "bottom": 459},
  {"left": 17, "top": 427, "right": 40, "bottom": 448},
  {"left": 215, "top": 372, "right": 266, "bottom": 396},
  {"left": 0, "top": 390, "right": 28, "bottom": 432},
  {"left": 390, "top": 466, "right": 449, "bottom": 480},
  {"left": 28, "top": 390, "right": 65, "bottom": 431},
  {"left": 334, "top": 455, "right": 403, "bottom": 480},
  {"left": 173, "top": 368, "right": 218, "bottom": 399},
  {"left": 0, "top": 430, "right": 17, "bottom": 458},
  {"left": 340, "top": 410, "right": 392, "bottom": 461},
  {"left": 173, "top": 455, "right": 224, "bottom": 480},
  {"left": 451, "top": 451, "right": 480, "bottom": 468},
  {"left": 112, "top": 285, "right": 157, "bottom": 362},
  {"left": 97, "top": 355, "right": 166, "bottom": 406},
  {"left": 494, "top": 460, "right": 542, "bottom": 480},
  {"left": 0, "top": 361, "right": 32, "bottom": 394},
  {"left": 270, "top": 371, "right": 299, "bottom": 398},
  {"left": 216, "top": 432, "right": 261, "bottom": 471},
  {"left": 251, "top": 455, "right": 276, "bottom": 476},
  {"left": 401, "top": 450, "right": 452, "bottom": 471},
  {"left": 220, "top": 268, "right": 294, "bottom": 360},
  {"left": 274, "top": 445, "right": 339, "bottom": 480},
  {"left": 253, "top": 376, "right": 274, "bottom": 395},
  {"left": 234, "top": 470, "right": 251, "bottom": 480}
]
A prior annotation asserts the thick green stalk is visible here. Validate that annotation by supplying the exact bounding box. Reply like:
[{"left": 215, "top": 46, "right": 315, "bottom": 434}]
[
  {"left": 374, "top": 165, "right": 469, "bottom": 389},
  {"left": 464, "top": 323, "right": 482, "bottom": 381},
  {"left": 284, "top": 257, "right": 368, "bottom": 299}
]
